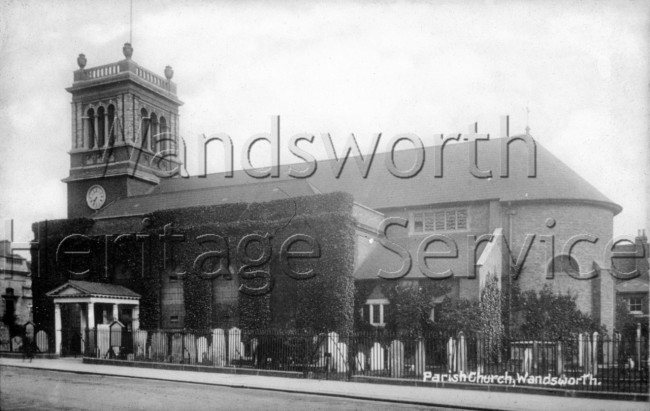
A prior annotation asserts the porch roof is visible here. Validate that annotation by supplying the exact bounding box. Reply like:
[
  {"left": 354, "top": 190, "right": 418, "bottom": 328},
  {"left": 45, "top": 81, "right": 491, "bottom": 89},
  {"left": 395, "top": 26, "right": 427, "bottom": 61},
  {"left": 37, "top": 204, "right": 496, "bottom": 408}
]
[{"left": 46, "top": 280, "right": 140, "bottom": 301}]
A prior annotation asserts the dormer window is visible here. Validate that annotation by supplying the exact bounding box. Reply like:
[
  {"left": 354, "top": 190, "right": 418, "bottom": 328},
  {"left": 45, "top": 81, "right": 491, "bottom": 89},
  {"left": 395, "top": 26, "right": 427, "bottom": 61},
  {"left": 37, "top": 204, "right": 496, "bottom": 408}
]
[
  {"left": 412, "top": 209, "right": 468, "bottom": 233},
  {"left": 362, "top": 298, "right": 389, "bottom": 327}
]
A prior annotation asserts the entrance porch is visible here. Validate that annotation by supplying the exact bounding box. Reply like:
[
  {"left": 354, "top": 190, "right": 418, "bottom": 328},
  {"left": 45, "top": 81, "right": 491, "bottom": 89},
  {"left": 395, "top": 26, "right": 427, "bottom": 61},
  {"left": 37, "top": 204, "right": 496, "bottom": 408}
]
[{"left": 46, "top": 281, "right": 140, "bottom": 356}]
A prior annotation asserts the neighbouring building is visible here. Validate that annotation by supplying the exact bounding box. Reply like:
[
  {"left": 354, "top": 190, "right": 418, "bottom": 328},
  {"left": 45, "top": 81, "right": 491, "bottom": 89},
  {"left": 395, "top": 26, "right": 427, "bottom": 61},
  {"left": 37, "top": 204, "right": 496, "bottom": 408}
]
[{"left": 1, "top": 240, "right": 33, "bottom": 327}]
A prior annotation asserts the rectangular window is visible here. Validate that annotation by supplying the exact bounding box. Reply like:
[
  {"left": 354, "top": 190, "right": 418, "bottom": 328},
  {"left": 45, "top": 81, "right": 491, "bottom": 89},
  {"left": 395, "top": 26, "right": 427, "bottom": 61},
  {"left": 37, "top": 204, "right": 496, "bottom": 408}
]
[
  {"left": 170, "top": 315, "right": 179, "bottom": 324},
  {"left": 629, "top": 297, "right": 643, "bottom": 313},
  {"left": 413, "top": 209, "right": 469, "bottom": 233}
]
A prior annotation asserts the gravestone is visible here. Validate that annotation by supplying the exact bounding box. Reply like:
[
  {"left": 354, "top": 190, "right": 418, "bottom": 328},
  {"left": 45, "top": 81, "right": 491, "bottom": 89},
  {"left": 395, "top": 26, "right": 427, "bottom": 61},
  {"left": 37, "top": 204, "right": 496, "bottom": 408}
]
[
  {"left": 355, "top": 352, "right": 366, "bottom": 372},
  {"left": 333, "top": 342, "right": 348, "bottom": 373},
  {"left": 196, "top": 336, "right": 209, "bottom": 364},
  {"left": 389, "top": 340, "right": 404, "bottom": 378},
  {"left": 151, "top": 331, "right": 167, "bottom": 361},
  {"left": 0, "top": 324, "right": 10, "bottom": 352},
  {"left": 326, "top": 332, "right": 339, "bottom": 371},
  {"left": 370, "top": 342, "right": 384, "bottom": 371},
  {"left": 171, "top": 333, "right": 183, "bottom": 363},
  {"left": 184, "top": 333, "right": 196, "bottom": 364},
  {"left": 212, "top": 328, "right": 226, "bottom": 366},
  {"left": 228, "top": 327, "right": 241, "bottom": 363},
  {"left": 35, "top": 330, "right": 48, "bottom": 353},
  {"left": 134, "top": 330, "right": 147, "bottom": 360},
  {"left": 97, "top": 324, "right": 110, "bottom": 357}
]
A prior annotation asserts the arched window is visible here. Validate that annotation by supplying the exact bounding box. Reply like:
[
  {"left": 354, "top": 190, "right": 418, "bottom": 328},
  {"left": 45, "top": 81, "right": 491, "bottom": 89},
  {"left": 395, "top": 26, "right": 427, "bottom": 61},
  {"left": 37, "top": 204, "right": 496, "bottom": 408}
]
[
  {"left": 549, "top": 254, "right": 580, "bottom": 275},
  {"left": 107, "top": 104, "right": 116, "bottom": 145},
  {"left": 97, "top": 106, "right": 105, "bottom": 148},
  {"left": 159, "top": 116, "right": 168, "bottom": 152},
  {"left": 149, "top": 113, "right": 158, "bottom": 152},
  {"left": 86, "top": 108, "right": 95, "bottom": 149},
  {"left": 140, "top": 108, "right": 149, "bottom": 148}
]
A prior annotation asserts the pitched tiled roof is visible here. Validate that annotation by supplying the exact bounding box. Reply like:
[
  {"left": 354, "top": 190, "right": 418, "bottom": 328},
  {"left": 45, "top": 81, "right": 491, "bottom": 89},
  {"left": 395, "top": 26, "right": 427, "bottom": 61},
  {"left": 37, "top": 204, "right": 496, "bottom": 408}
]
[
  {"left": 616, "top": 277, "right": 649, "bottom": 294},
  {"left": 47, "top": 280, "right": 140, "bottom": 298},
  {"left": 94, "top": 137, "right": 621, "bottom": 218}
]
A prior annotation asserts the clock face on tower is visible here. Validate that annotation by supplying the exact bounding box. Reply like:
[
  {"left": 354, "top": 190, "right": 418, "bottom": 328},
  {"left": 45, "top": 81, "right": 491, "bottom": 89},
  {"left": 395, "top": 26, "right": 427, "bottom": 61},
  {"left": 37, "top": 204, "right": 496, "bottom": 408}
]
[{"left": 86, "top": 185, "right": 106, "bottom": 210}]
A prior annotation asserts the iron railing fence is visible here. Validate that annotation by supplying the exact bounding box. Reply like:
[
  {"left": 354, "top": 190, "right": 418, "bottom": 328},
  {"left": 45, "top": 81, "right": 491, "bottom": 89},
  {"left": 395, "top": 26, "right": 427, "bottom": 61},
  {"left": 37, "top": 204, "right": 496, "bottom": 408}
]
[{"left": 65, "top": 326, "right": 650, "bottom": 394}]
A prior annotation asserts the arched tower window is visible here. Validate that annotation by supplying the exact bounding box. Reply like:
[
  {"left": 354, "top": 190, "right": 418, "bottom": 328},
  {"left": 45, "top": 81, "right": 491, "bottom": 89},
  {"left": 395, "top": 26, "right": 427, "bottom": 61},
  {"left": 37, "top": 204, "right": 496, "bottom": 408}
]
[
  {"left": 107, "top": 104, "right": 116, "bottom": 145},
  {"left": 149, "top": 113, "right": 158, "bottom": 152},
  {"left": 159, "top": 116, "right": 168, "bottom": 152},
  {"left": 97, "top": 106, "right": 106, "bottom": 148},
  {"left": 86, "top": 108, "right": 95, "bottom": 149},
  {"left": 140, "top": 108, "right": 149, "bottom": 148},
  {"left": 549, "top": 254, "right": 580, "bottom": 275}
]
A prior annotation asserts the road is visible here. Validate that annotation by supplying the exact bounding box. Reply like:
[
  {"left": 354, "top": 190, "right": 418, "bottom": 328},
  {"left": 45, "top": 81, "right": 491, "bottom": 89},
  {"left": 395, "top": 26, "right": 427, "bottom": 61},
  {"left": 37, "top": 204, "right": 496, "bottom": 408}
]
[{"left": 0, "top": 366, "right": 454, "bottom": 411}]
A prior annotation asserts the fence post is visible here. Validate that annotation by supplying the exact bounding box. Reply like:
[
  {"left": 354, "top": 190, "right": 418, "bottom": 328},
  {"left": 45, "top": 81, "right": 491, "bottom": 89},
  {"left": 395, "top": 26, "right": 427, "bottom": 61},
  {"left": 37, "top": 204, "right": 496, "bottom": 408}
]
[
  {"left": 457, "top": 332, "right": 467, "bottom": 374},
  {"left": 556, "top": 339, "right": 563, "bottom": 376},
  {"left": 532, "top": 340, "right": 539, "bottom": 375},
  {"left": 636, "top": 323, "right": 642, "bottom": 369},
  {"left": 415, "top": 338, "right": 425, "bottom": 377},
  {"left": 592, "top": 332, "right": 599, "bottom": 377}
]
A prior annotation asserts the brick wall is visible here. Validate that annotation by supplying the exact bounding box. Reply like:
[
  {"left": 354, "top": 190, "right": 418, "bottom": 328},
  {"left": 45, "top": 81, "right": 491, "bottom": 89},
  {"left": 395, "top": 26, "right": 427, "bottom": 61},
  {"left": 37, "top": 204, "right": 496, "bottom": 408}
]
[{"left": 505, "top": 202, "right": 615, "bottom": 331}]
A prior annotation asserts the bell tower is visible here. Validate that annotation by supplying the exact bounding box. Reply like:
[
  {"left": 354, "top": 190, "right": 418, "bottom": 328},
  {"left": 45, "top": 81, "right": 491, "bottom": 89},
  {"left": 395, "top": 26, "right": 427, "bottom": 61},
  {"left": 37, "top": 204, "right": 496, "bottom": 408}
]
[{"left": 63, "top": 43, "right": 183, "bottom": 218}]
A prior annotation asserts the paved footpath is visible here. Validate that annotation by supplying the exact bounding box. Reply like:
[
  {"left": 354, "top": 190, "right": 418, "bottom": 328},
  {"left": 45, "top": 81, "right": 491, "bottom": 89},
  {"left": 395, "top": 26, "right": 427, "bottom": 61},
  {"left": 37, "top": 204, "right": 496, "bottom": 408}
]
[{"left": 1, "top": 358, "right": 647, "bottom": 411}]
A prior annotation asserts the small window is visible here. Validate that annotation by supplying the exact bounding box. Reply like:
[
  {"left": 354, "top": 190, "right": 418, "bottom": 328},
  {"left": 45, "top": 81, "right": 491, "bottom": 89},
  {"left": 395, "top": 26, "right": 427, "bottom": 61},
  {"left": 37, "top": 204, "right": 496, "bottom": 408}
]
[
  {"left": 629, "top": 297, "right": 643, "bottom": 313},
  {"left": 170, "top": 315, "right": 179, "bottom": 324},
  {"left": 413, "top": 209, "right": 469, "bottom": 233}
]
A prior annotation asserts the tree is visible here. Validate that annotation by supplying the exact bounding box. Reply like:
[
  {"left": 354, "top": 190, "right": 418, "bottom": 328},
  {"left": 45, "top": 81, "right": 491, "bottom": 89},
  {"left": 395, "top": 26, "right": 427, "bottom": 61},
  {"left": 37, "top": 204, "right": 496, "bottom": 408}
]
[
  {"left": 615, "top": 298, "right": 648, "bottom": 340},
  {"left": 511, "top": 284, "right": 602, "bottom": 339},
  {"left": 381, "top": 280, "right": 450, "bottom": 335}
]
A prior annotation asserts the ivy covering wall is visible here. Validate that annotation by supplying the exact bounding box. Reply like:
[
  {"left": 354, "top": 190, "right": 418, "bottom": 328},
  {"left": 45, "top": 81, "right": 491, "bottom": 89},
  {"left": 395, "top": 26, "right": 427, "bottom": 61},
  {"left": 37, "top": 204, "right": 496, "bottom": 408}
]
[{"left": 30, "top": 192, "right": 357, "bottom": 334}]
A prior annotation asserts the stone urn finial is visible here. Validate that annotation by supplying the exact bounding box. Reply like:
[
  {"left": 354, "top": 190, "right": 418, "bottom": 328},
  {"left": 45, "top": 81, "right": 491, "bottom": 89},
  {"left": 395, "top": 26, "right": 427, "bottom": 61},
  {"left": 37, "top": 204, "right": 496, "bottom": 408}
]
[
  {"left": 123, "top": 42, "right": 133, "bottom": 59},
  {"left": 77, "top": 53, "right": 87, "bottom": 69},
  {"left": 164, "top": 65, "right": 174, "bottom": 80}
]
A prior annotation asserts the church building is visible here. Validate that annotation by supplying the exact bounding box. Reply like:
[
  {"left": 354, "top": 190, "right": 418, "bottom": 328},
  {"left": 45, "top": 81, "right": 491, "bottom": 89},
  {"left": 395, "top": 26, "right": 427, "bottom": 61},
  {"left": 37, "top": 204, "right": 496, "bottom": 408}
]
[{"left": 31, "top": 43, "right": 635, "bottom": 354}]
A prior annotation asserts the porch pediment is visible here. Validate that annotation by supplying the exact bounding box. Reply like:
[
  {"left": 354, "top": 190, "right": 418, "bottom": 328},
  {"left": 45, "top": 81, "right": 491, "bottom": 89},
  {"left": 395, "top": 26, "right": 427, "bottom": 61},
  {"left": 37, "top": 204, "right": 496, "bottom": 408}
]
[{"left": 46, "top": 280, "right": 140, "bottom": 301}]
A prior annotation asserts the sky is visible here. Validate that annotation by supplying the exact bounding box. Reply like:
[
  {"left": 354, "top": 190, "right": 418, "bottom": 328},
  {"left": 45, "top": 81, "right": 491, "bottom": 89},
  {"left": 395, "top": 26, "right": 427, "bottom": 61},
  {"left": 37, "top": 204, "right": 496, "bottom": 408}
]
[{"left": 0, "top": 0, "right": 648, "bottom": 256}]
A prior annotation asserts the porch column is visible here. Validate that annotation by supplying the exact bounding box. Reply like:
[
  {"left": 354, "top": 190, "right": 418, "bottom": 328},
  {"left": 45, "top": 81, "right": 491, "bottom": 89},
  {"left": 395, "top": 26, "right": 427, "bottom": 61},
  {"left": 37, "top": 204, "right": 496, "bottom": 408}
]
[
  {"left": 112, "top": 304, "right": 119, "bottom": 323},
  {"left": 87, "top": 302, "right": 95, "bottom": 357},
  {"left": 132, "top": 305, "right": 140, "bottom": 331},
  {"left": 79, "top": 304, "right": 87, "bottom": 354},
  {"left": 87, "top": 302, "right": 95, "bottom": 329},
  {"left": 54, "top": 303, "right": 61, "bottom": 355}
]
